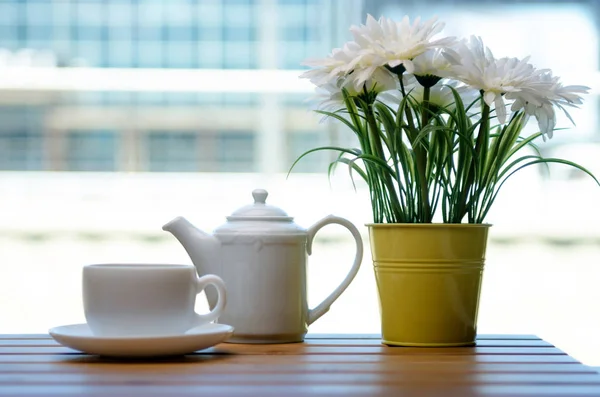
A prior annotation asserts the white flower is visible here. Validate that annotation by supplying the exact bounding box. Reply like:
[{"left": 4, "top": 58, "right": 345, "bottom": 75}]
[
  {"left": 412, "top": 49, "right": 453, "bottom": 78},
  {"left": 423, "top": 80, "right": 478, "bottom": 110},
  {"left": 308, "top": 83, "right": 346, "bottom": 121},
  {"left": 307, "top": 67, "right": 398, "bottom": 122},
  {"left": 301, "top": 17, "right": 590, "bottom": 139},
  {"left": 508, "top": 71, "right": 589, "bottom": 139},
  {"left": 348, "top": 14, "right": 456, "bottom": 87},
  {"left": 379, "top": 78, "right": 478, "bottom": 112},
  {"left": 443, "top": 36, "right": 542, "bottom": 124},
  {"left": 348, "top": 67, "right": 398, "bottom": 96},
  {"left": 300, "top": 42, "right": 361, "bottom": 86}
]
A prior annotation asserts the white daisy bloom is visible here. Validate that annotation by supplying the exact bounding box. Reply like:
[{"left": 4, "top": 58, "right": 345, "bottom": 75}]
[
  {"left": 300, "top": 42, "right": 361, "bottom": 87},
  {"left": 348, "top": 14, "right": 456, "bottom": 87},
  {"left": 508, "top": 71, "right": 590, "bottom": 139},
  {"left": 346, "top": 66, "right": 399, "bottom": 96},
  {"left": 308, "top": 67, "right": 398, "bottom": 122},
  {"left": 443, "top": 36, "right": 542, "bottom": 124},
  {"left": 308, "top": 83, "right": 346, "bottom": 123},
  {"left": 380, "top": 78, "right": 478, "bottom": 113},
  {"left": 412, "top": 48, "right": 454, "bottom": 79},
  {"left": 422, "top": 80, "right": 478, "bottom": 110}
]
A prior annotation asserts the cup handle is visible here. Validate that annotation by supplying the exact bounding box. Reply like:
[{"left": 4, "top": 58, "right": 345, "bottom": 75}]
[
  {"left": 306, "top": 214, "right": 363, "bottom": 325},
  {"left": 193, "top": 274, "right": 227, "bottom": 326}
]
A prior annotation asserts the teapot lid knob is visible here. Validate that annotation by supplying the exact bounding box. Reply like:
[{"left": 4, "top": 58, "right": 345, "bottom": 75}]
[
  {"left": 252, "top": 189, "right": 268, "bottom": 204},
  {"left": 227, "top": 188, "right": 292, "bottom": 220}
]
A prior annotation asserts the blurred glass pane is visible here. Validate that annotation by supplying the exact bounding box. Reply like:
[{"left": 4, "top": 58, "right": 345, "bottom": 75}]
[
  {"left": 0, "top": 3, "right": 18, "bottom": 26},
  {"left": 288, "top": 132, "right": 329, "bottom": 172},
  {"left": 197, "top": 3, "right": 222, "bottom": 27},
  {"left": 138, "top": 1, "right": 164, "bottom": 26},
  {"left": 164, "top": 1, "right": 194, "bottom": 25},
  {"left": 107, "top": 4, "right": 134, "bottom": 27},
  {"left": 76, "top": 3, "right": 104, "bottom": 27},
  {"left": 137, "top": 41, "right": 164, "bottom": 68},
  {"left": 147, "top": 131, "right": 198, "bottom": 172},
  {"left": 107, "top": 41, "right": 134, "bottom": 68},
  {"left": 66, "top": 130, "right": 117, "bottom": 171},
  {"left": 25, "top": 2, "right": 51, "bottom": 27},
  {"left": 223, "top": 42, "right": 254, "bottom": 68},
  {"left": 216, "top": 132, "right": 255, "bottom": 172},
  {"left": 197, "top": 41, "right": 223, "bottom": 67}
]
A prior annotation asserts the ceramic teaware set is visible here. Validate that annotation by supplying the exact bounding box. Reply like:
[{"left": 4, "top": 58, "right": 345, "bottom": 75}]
[{"left": 49, "top": 188, "right": 363, "bottom": 357}]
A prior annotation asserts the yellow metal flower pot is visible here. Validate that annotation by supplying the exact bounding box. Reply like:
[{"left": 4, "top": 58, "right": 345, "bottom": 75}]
[{"left": 367, "top": 223, "right": 490, "bottom": 347}]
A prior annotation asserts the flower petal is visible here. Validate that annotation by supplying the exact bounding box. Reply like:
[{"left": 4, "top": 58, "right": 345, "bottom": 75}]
[
  {"left": 494, "top": 95, "right": 507, "bottom": 124},
  {"left": 483, "top": 91, "right": 496, "bottom": 107}
]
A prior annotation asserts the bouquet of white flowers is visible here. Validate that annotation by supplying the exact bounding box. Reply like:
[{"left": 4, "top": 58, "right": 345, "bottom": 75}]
[{"left": 294, "top": 15, "right": 598, "bottom": 224}]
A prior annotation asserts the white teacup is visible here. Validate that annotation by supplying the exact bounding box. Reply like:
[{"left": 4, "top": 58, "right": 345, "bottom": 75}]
[{"left": 82, "top": 264, "right": 227, "bottom": 337}]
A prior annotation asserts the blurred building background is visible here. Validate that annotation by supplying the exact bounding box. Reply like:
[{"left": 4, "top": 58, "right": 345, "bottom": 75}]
[
  {"left": 2, "top": 0, "right": 600, "bottom": 367},
  {"left": 0, "top": 0, "right": 598, "bottom": 174},
  {"left": 0, "top": 0, "right": 358, "bottom": 173}
]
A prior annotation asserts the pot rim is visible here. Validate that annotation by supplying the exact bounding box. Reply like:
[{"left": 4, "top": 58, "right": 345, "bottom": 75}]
[{"left": 365, "top": 223, "right": 492, "bottom": 228}]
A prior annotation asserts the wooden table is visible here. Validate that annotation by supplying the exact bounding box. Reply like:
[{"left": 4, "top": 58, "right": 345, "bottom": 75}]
[{"left": 1, "top": 333, "right": 600, "bottom": 396}]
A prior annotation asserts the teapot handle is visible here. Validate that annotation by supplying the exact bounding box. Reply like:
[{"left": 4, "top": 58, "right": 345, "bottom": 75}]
[{"left": 306, "top": 215, "right": 363, "bottom": 325}]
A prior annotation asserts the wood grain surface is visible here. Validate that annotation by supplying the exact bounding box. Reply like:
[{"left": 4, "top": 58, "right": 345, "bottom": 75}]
[{"left": 1, "top": 333, "right": 599, "bottom": 397}]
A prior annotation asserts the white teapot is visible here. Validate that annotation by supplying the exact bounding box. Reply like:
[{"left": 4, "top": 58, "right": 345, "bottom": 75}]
[{"left": 162, "top": 188, "right": 363, "bottom": 343}]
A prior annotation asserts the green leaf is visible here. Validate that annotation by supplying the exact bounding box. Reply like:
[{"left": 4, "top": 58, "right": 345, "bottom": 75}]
[{"left": 288, "top": 146, "right": 364, "bottom": 178}]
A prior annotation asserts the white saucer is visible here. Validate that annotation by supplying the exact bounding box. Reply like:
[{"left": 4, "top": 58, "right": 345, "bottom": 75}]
[{"left": 49, "top": 323, "right": 234, "bottom": 358}]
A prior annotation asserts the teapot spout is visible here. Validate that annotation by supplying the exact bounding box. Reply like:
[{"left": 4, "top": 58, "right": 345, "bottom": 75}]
[{"left": 162, "top": 216, "right": 222, "bottom": 310}]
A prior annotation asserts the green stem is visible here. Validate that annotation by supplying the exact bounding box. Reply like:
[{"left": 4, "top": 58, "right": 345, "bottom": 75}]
[
  {"left": 414, "top": 149, "right": 431, "bottom": 222},
  {"left": 365, "top": 105, "right": 402, "bottom": 222},
  {"left": 456, "top": 99, "right": 490, "bottom": 223},
  {"left": 421, "top": 86, "right": 431, "bottom": 128},
  {"left": 399, "top": 76, "right": 417, "bottom": 133},
  {"left": 419, "top": 86, "right": 432, "bottom": 222},
  {"left": 398, "top": 73, "right": 431, "bottom": 222}
]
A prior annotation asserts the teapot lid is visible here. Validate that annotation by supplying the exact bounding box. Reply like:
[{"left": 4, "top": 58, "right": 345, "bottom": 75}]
[{"left": 227, "top": 189, "right": 293, "bottom": 221}]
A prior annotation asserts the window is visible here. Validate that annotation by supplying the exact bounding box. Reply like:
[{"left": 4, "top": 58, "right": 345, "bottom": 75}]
[
  {"left": 216, "top": 132, "right": 255, "bottom": 172},
  {"left": 26, "top": 26, "right": 53, "bottom": 41},
  {"left": 66, "top": 130, "right": 117, "bottom": 171},
  {"left": 0, "top": 3, "right": 18, "bottom": 27},
  {"left": 72, "top": 41, "right": 104, "bottom": 67},
  {"left": 75, "top": 3, "right": 105, "bottom": 27},
  {"left": 137, "top": 2, "right": 164, "bottom": 27},
  {"left": 278, "top": 41, "right": 308, "bottom": 69},
  {"left": 164, "top": 41, "right": 194, "bottom": 68},
  {"left": 73, "top": 26, "right": 104, "bottom": 41},
  {"left": 108, "top": 28, "right": 133, "bottom": 42},
  {"left": 223, "top": 42, "right": 254, "bottom": 69},
  {"left": 107, "top": 41, "right": 134, "bottom": 68},
  {"left": 165, "top": 26, "right": 194, "bottom": 41},
  {"left": 197, "top": 41, "right": 223, "bottom": 68},
  {"left": 107, "top": 3, "right": 134, "bottom": 27},
  {"left": 146, "top": 131, "right": 199, "bottom": 172},
  {"left": 0, "top": 107, "right": 43, "bottom": 171},
  {"left": 0, "top": 131, "right": 42, "bottom": 170},
  {"left": 164, "top": 93, "right": 198, "bottom": 106},
  {"left": 197, "top": 3, "right": 222, "bottom": 27},
  {"left": 223, "top": 5, "right": 254, "bottom": 29},
  {"left": 137, "top": 40, "right": 164, "bottom": 68},
  {"left": 136, "top": 92, "right": 165, "bottom": 105},
  {"left": 288, "top": 132, "right": 329, "bottom": 172},
  {"left": 25, "top": 2, "right": 51, "bottom": 26},
  {"left": 281, "top": 26, "right": 308, "bottom": 41},
  {"left": 223, "top": 26, "right": 256, "bottom": 42},
  {"left": 163, "top": 2, "right": 194, "bottom": 26},
  {"left": 136, "top": 27, "right": 162, "bottom": 41},
  {"left": 104, "top": 91, "right": 134, "bottom": 105},
  {"left": 198, "top": 27, "right": 222, "bottom": 41}
]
